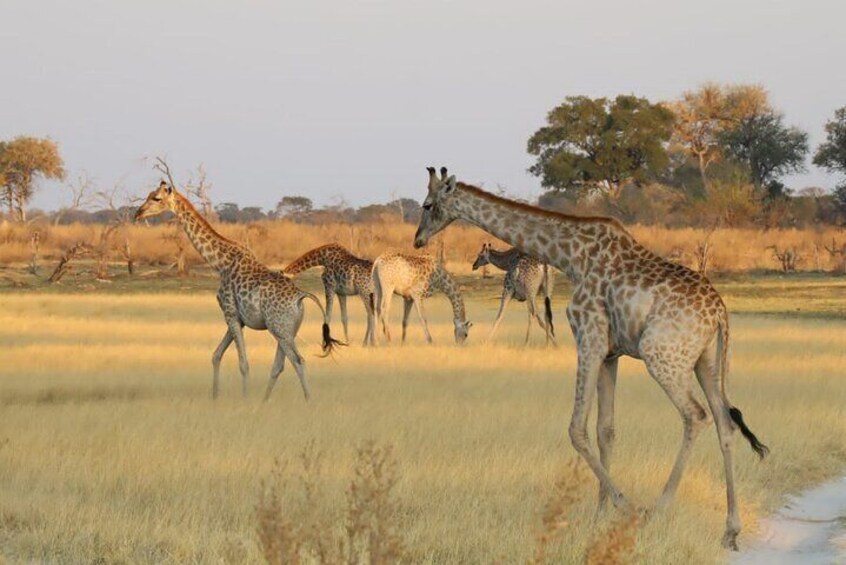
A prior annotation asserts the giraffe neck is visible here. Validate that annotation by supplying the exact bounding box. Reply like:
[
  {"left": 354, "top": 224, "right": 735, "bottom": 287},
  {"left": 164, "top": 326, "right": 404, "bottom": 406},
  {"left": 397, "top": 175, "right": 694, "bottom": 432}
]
[
  {"left": 285, "top": 245, "right": 334, "bottom": 274},
  {"left": 173, "top": 194, "right": 244, "bottom": 271},
  {"left": 430, "top": 265, "right": 466, "bottom": 322},
  {"left": 486, "top": 248, "right": 522, "bottom": 271},
  {"left": 452, "top": 184, "right": 623, "bottom": 280}
]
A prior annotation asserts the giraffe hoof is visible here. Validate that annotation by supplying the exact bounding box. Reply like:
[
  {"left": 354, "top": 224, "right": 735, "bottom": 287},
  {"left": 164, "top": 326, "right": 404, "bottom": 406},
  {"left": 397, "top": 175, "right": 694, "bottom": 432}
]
[{"left": 721, "top": 529, "right": 740, "bottom": 551}]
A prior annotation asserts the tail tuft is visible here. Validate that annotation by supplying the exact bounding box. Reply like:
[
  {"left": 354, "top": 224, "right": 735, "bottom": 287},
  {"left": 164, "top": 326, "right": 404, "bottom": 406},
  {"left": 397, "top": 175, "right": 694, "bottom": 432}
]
[
  {"left": 729, "top": 407, "right": 769, "bottom": 459},
  {"left": 544, "top": 296, "right": 555, "bottom": 337},
  {"left": 320, "top": 322, "right": 346, "bottom": 357}
]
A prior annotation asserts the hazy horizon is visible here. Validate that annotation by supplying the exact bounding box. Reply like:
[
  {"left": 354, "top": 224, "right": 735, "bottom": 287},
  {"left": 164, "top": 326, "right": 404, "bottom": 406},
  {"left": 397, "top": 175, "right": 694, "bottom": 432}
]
[{"left": 2, "top": 0, "right": 844, "bottom": 213}]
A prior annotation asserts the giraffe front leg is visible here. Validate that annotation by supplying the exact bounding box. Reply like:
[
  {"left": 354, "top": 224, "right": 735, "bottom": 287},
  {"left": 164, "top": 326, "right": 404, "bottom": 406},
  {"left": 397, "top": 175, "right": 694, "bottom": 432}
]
[
  {"left": 487, "top": 291, "right": 511, "bottom": 343},
  {"left": 361, "top": 292, "right": 375, "bottom": 346},
  {"left": 338, "top": 294, "right": 349, "bottom": 344},
  {"left": 568, "top": 335, "right": 627, "bottom": 510},
  {"left": 412, "top": 297, "right": 433, "bottom": 344},
  {"left": 401, "top": 297, "right": 413, "bottom": 344},
  {"left": 211, "top": 328, "right": 234, "bottom": 399},
  {"left": 227, "top": 320, "right": 249, "bottom": 397},
  {"left": 596, "top": 357, "right": 618, "bottom": 511},
  {"left": 525, "top": 298, "right": 537, "bottom": 345}
]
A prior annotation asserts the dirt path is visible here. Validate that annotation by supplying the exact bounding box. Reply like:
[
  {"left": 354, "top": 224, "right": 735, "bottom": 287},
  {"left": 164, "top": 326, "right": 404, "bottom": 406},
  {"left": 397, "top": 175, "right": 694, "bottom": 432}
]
[{"left": 733, "top": 476, "right": 846, "bottom": 564}]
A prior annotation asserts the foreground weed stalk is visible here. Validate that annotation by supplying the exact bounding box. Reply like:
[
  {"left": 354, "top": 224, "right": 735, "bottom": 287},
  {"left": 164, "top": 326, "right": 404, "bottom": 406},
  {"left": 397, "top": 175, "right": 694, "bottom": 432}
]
[{"left": 255, "top": 440, "right": 405, "bottom": 565}]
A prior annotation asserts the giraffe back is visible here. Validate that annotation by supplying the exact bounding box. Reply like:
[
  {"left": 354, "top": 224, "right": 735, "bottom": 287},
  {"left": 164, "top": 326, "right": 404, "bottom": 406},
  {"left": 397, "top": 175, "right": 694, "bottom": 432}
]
[{"left": 372, "top": 252, "right": 436, "bottom": 299}]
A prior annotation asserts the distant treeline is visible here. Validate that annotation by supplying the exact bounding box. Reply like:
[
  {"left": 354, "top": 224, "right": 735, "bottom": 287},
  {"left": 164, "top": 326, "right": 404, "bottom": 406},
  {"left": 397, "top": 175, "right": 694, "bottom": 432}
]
[{"left": 3, "top": 82, "right": 846, "bottom": 228}]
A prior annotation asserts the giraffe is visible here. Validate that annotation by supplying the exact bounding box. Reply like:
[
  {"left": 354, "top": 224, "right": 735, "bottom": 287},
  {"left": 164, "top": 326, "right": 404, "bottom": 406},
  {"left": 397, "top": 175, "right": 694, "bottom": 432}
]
[
  {"left": 372, "top": 251, "right": 472, "bottom": 344},
  {"left": 414, "top": 167, "right": 767, "bottom": 550},
  {"left": 284, "top": 243, "right": 376, "bottom": 346},
  {"left": 472, "top": 242, "right": 556, "bottom": 345},
  {"left": 135, "top": 180, "right": 342, "bottom": 401}
]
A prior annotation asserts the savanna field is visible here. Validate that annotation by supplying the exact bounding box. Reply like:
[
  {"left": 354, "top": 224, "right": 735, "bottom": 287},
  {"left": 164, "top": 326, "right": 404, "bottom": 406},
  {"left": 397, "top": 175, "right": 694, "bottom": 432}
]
[{"left": 0, "top": 270, "right": 844, "bottom": 564}]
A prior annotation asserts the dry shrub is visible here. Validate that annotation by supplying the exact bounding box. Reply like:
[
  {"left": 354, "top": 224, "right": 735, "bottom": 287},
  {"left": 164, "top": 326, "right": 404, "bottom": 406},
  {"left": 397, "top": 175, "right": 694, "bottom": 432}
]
[
  {"left": 529, "top": 458, "right": 589, "bottom": 565},
  {"left": 2, "top": 220, "right": 845, "bottom": 274},
  {"left": 584, "top": 512, "right": 640, "bottom": 565},
  {"left": 255, "top": 440, "right": 404, "bottom": 565}
]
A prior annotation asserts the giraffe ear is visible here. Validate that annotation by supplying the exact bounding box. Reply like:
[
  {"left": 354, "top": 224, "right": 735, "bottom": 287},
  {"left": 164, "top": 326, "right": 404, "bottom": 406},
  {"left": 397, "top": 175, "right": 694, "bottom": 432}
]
[{"left": 444, "top": 175, "right": 457, "bottom": 194}]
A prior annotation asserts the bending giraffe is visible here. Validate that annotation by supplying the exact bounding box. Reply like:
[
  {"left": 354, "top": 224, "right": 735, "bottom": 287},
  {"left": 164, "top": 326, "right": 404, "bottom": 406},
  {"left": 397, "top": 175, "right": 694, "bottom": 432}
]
[
  {"left": 135, "top": 175, "right": 342, "bottom": 401},
  {"left": 284, "top": 243, "right": 377, "bottom": 346},
  {"left": 372, "top": 252, "right": 472, "bottom": 344},
  {"left": 414, "top": 166, "right": 767, "bottom": 550},
  {"left": 472, "top": 242, "right": 555, "bottom": 345}
]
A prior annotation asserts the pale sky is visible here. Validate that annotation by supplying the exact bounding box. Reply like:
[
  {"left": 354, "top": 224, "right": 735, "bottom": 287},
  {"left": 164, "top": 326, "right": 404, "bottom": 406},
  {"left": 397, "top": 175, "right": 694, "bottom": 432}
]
[{"left": 2, "top": 0, "right": 844, "bottom": 212}]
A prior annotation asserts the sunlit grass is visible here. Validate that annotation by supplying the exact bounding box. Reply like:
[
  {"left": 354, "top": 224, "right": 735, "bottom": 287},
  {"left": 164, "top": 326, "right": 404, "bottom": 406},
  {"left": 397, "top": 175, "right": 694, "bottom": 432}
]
[{"left": 0, "top": 292, "right": 844, "bottom": 563}]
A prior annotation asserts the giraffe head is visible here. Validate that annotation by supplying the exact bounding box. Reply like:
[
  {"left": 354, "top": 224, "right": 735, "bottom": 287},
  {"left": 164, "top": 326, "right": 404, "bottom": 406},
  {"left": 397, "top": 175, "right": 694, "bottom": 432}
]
[
  {"left": 471, "top": 243, "right": 492, "bottom": 271},
  {"left": 454, "top": 319, "right": 472, "bottom": 344},
  {"left": 414, "top": 166, "right": 458, "bottom": 248},
  {"left": 135, "top": 181, "right": 177, "bottom": 221}
]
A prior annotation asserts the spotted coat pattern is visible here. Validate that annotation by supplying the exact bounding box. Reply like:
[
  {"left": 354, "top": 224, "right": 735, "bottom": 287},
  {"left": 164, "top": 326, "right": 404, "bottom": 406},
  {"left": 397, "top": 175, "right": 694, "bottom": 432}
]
[
  {"left": 284, "top": 243, "right": 376, "bottom": 346},
  {"left": 136, "top": 181, "right": 339, "bottom": 401},
  {"left": 472, "top": 243, "right": 555, "bottom": 344},
  {"left": 372, "top": 252, "right": 471, "bottom": 344},
  {"left": 413, "top": 167, "right": 768, "bottom": 550}
]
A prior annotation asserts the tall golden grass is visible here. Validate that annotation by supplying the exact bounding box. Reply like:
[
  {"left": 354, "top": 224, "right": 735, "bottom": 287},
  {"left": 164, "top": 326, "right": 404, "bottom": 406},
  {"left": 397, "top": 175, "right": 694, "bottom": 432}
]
[
  {"left": 1, "top": 291, "right": 844, "bottom": 563},
  {"left": 1, "top": 219, "right": 845, "bottom": 273}
]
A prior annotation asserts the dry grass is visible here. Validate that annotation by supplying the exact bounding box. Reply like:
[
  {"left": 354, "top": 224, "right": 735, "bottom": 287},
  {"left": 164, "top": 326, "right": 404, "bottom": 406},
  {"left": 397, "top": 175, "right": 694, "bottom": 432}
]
[
  {"left": 1, "top": 219, "right": 845, "bottom": 274},
  {"left": 0, "top": 291, "right": 845, "bottom": 563}
]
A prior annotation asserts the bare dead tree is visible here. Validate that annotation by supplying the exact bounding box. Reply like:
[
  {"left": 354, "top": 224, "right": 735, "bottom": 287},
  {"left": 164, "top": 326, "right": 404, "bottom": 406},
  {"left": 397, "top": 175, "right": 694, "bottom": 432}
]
[
  {"left": 768, "top": 245, "right": 800, "bottom": 273},
  {"left": 92, "top": 184, "right": 140, "bottom": 278},
  {"left": 48, "top": 242, "right": 90, "bottom": 283},
  {"left": 694, "top": 223, "right": 718, "bottom": 276},
  {"left": 161, "top": 225, "right": 191, "bottom": 277},
  {"left": 28, "top": 230, "right": 41, "bottom": 275},
  {"left": 823, "top": 238, "right": 846, "bottom": 274},
  {"left": 184, "top": 164, "right": 216, "bottom": 220},
  {"left": 54, "top": 173, "right": 97, "bottom": 225}
]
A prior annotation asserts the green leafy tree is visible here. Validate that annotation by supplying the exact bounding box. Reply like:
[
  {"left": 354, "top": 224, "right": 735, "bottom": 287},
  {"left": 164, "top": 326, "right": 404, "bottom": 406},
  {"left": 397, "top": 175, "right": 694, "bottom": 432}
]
[
  {"left": 0, "top": 136, "right": 65, "bottom": 222},
  {"left": 667, "top": 83, "right": 771, "bottom": 190},
  {"left": 720, "top": 113, "right": 808, "bottom": 191},
  {"left": 274, "top": 195, "right": 313, "bottom": 221},
  {"left": 813, "top": 107, "right": 846, "bottom": 217},
  {"left": 527, "top": 95, "right": 674, "bottom": 200}
]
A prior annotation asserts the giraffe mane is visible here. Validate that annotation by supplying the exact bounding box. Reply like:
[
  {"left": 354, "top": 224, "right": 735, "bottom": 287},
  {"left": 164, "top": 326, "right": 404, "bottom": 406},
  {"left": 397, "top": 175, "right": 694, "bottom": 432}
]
[{"left": 456, "top": 182, "right": 631, "bottom": 234}]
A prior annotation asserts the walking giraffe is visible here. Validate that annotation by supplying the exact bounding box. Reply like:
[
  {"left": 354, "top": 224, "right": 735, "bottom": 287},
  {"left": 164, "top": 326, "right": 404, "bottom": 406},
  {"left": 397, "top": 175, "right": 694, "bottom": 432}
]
[
  {"left": 414, "top": 167, "right": 767, "bottom": 549},
  {"left": 472, "top": 242, "right": 556, "bottom": 345},
  {"left": 135, "top": 178, "right": 342, "bottom": 401},
  {"left": 372, "top": 252, "right": 472, "bottom": 344},
  {"left": 284, "top": 243, "right": 376, "bottom": 346}
]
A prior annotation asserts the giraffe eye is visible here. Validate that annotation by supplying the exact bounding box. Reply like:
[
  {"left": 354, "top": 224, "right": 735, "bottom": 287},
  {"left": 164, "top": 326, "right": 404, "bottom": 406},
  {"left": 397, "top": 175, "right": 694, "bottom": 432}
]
[
  {"left": 422, "top": 203, "right": 433, "bottom": 211},
  {"left": 152, "top": 197, "right": 162, "bottom": 202}
]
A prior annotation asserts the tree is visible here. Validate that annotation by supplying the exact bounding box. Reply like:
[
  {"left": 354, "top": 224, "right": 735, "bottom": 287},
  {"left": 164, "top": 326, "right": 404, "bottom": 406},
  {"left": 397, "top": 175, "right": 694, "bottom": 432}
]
[
  {"left": 184, "top": 164, "right": 215, "bottom": 220},
  {"left": 720, "top": 113, "right": 808, "bottom": 190},
  {"left": 667, "top": 83, "right": 771, "bottom": 189},
  {"left": 814, "top": 107, "right": 846, "bottom": 217},
  {"left": 274, "top": 195, "right": 313, "bottom": 221},
  {"left": 0, "top": 136, "right": 65, "bottom": 221},
  {"left": 814, "top": 107, "right": 846, "bottom": 218},
  {"left": 527, "top": 95, "right": 674, "bottom": 200},
  {"left": 215, "top": 202, "right": 240, "bottom": 223}
]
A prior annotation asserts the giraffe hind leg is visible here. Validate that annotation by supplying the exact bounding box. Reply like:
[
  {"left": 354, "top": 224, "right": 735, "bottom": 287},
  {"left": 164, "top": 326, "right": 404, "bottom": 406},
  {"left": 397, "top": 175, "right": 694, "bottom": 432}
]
[
  {"left": 596, "top": 357, "right": 618, "bottom": 511},
  {"left": 641, "top": 342, "right": 710, "bottom": 513},
  {"left": 695, "top": 345, "right": 742, "bottom": 549},
  {"left": 264, "top": 341, "right": 287, "bottom": 401}
]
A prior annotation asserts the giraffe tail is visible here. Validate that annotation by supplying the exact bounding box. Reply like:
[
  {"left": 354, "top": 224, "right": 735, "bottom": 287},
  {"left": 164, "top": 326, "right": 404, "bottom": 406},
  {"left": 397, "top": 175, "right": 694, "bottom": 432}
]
[
  {"left": 542, "top": 264, "right": 554, "bottom": 337},
  {"left": 717, "top": 316, "right": 769, "bottom": 459},
  {"left": 300, "top": 291, "right": 346, "bottom": 356}
]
